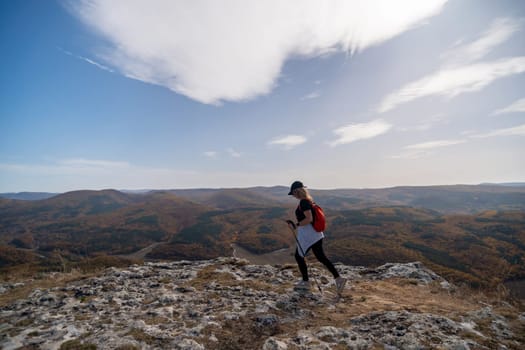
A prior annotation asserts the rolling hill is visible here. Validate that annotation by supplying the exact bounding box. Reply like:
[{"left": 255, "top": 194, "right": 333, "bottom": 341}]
[
  {"left": 166, "top": 184, "right": 525, "bottom": 214},
  {"left": 1, "top": 186, "right": 524, "bottom": 295},
  {"left": 4, "top": 183, "right": 525, "bottom": 214}
]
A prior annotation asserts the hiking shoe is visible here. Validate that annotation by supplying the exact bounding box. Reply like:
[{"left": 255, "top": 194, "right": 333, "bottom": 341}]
[
  {"left": 336, "top": 277, "right": 347, "bottom": 294},
  {"left": 294, "top": 280, "right": 310, "bottom": 290}
]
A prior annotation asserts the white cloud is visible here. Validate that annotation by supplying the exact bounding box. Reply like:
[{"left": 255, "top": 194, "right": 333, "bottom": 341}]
[
  {"left": 0, "top": 158, "right": 131, "bottom": 176},
  {"left": 441, "top": 18, "right": 523, "bottom": 66},
  {"left": 389, "top": 149, "right": 429, "bottom": 159},
  {"left": 301, "top": 91, "right": 321, "bottom": 100},
  {"left": 470, "top": 123, "right": 525, "bottom": 138},
  {"left": 404, "top": 139, "right": 466, "bottom": 150},
  {"left": 390, "top": 139, "right": 466, "bottom": 159},
  {"left": 397, "top": 113, "right": 447, "bottom": 132},
  {"left": 0, "top": 159, "right": 298, "bottom": 192},
  {"left": 492, "top": 97, "right": 525, "bottom": 115},
  {"left": 227, "top": 148, "right": 242, "bottom": 158},
  {"left": 1, "top": 158, "right": 276, "bottom": 192},
  {"left": 377, "top": 17, "right": 524, "bottom": 113},
  {"left": 329, "top": 119, "right": 392, "bottom": 147},
  {"left": 203, "top": 151, "right": 218, "bottom": 158},
  {"left": 268, "top": 135, "right": 307, "bottom": 150},
  {"left": 59, "top": 158, "right": 129, "bottom": 169},
  {"left": 69, "top": 0, "right": 447, "bottom": 104},
  {"left": 377, "top": 57, "right": 525, "bottom": 113},
  {"left": 59, "top": 48, "right": 114, "bottom": 73},
  {"left": 203, "top": 149, "right": 242, "bottom": 158},
  {"left": 391, "top": 124, "right": 525, "bottom": 159}
]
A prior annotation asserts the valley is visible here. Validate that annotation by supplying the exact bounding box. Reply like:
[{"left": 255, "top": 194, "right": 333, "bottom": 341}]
[{"left": 1, "top": 185, "right": 524, "bottom": 293}]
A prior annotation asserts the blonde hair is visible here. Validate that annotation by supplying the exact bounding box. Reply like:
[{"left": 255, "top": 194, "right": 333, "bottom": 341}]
[{"left": 295, "top": 187, "right": 313, "bottom": 201}]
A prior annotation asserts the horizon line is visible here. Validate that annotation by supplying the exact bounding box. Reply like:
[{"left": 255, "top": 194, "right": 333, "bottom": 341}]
[{"left": 2, "top": 181, "right": 525, "bottom": 195}]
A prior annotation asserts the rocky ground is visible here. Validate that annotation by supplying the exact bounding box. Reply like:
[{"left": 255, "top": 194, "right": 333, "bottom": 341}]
[{"left": 1, "top": 258, "right": 524, "bottom": 349}]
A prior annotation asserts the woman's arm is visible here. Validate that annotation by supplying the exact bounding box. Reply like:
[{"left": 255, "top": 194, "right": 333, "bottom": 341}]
[{"left": 297, "top": 209, "right": 313, "bottom": 227}]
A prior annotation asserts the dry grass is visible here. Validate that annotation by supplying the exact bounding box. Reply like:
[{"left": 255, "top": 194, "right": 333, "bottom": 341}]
[
  {"left": 0, "top": 270, "right": 96, "bottom": 307},
  {"left": 194, "top": 273, "right": 490, "bottom": 349},
  {"left": 203, "top": 314, "right": 272, "bottom": 350},
  {"left": 188, "top": 265, "right": 237, "bottom": 289},
  {"left": 187, "top": 264, "right": 288, "bottom": 293},
  {"left": 126, "top": 328, "right": 156, "bottom": 345},
  {"left": 357, "top": 279, "right": 478, "bottom": 313},
  {"left": 190, "top": 262, "right": 523, "bottom": 348},
  {"left": 59, "top": 339, "right": 97, "bottom": 350},
  {"left": 115, "top": 346, "right": 140, "bottom": 350},
  {"left": 2, "top": 259, "right": 523, "bottom": 349},
  {"left": 143, "top": 316, "right": 170, "bottom": 326},
  {"left": 267, "top": 277, "right": 485, "bottom": 338}
]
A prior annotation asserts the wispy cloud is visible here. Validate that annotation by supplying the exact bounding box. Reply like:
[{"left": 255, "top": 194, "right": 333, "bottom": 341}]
[
  {"left": 404, "top": 139, "right": 466, "bottom": 150},
  {"left": 202, "top": 149, "right": 242, "bottom": 158},
  {"left": 391, "top": 138, "right": 466, "bottom": 159},
  {"left": 0, "top": 158, "right": 131, "bottom": 176},
  {"left": 389, "top": 149, "right": 430, "bottom": 159},
  {"left": 227, "top": 148, "right": 242, "bottom": 158},
  {"left": 397, "top": 113, "right": 447, "bottom": 132},
  {"left": 441, "top": 18, "right": 523, "bottom": 66},
  {"left": 69, "top": 0, "right": 447, "bottom": 104},
  {"left": 492, "top": 97, "right": 525, "bottom": 115},
  {"left": 378, "top": 57, "right": 525, "bottom": 113},
  {"left": 59, "top": 48, "right": 114, "bottom": 73},
  {"left": 329, "top": 119, "right": 392, "bottom": 147},
  {"left": 470, "top": 123, "right": 525, "bottom": 138},
  {"left": 203, "top": 151, "right": 218, "bottom": 158},
  {"left": 59, "top": 158, "right": 128, "bottom": 168},
  {"left": 0, "top": 158, "right": 300, "bottom": 192},
  {"left": 268, "top": 135, "right": 307, "bottom": 150},
  {"left": 300, "top": 91, "right": 321, "bottom": 100},
  {"left": 378, "top": 17, "right": 524, "bottom": 113},
  {"left": 391, "top": 124, "right": 525, "bottom": 159},
  {"left": 1, "top": 158, "right": 280, "bottom": 191}
]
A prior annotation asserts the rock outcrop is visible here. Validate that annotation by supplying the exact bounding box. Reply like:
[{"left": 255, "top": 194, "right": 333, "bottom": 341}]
[{"left": 1, "top": 258, "right": 523, "bottom": 349}]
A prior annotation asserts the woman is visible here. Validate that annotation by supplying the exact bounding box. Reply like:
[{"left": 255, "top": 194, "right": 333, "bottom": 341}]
[{"left": 287, "top": 180, "right": 346, "bottom": 293}]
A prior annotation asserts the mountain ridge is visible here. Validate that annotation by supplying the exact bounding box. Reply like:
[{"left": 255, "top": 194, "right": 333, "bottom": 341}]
[{"left": 2, "top": 182, "right": 525, "bottom": 201}]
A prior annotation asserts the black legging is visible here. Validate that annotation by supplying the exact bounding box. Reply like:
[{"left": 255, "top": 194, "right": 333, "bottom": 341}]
[{"left": 295, "top": 238, "right": 339, "bottom": 281}]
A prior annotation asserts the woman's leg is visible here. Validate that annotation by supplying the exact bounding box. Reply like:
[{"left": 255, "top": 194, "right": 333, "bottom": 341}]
[
  {"left": 294, "top": 248, "right": 309, "bottom": 281},
  {"left": 311, "top": 239, "right": 340, "bottom": 279}
]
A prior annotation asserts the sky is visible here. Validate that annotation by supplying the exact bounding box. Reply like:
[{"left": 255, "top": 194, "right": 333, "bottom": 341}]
[{"left": 1, "top": 0, "right": 524, "bottom": 192}]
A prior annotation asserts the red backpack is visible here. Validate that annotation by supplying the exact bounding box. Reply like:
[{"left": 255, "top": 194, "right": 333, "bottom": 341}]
[{"left": 311, "top": 202, "right": 326, "bottom": 232}]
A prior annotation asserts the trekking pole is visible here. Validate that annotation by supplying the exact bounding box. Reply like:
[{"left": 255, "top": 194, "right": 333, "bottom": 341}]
[{"left": 286, "top": 220, "right": 323, "bottom": 294}]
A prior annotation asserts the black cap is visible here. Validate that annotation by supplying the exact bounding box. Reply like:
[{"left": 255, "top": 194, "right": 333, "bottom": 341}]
[{"left": 288, "top": 181, "right": 304, "bottom": 195}]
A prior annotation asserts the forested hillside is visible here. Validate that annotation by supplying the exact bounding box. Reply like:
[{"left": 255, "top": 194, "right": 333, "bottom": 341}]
[{"left": 1, "top": 186, "right": 524, "bottom": 291}]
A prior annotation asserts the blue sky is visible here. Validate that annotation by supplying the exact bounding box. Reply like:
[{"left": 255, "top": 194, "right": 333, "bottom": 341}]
[{"left": 1, "top": 0, "right": 524, "bottom": 192}]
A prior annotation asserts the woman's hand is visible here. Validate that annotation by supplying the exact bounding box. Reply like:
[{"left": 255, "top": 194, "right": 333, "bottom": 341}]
[{"left": 286, "top": 220, "right": 297, "bottom": 230}]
